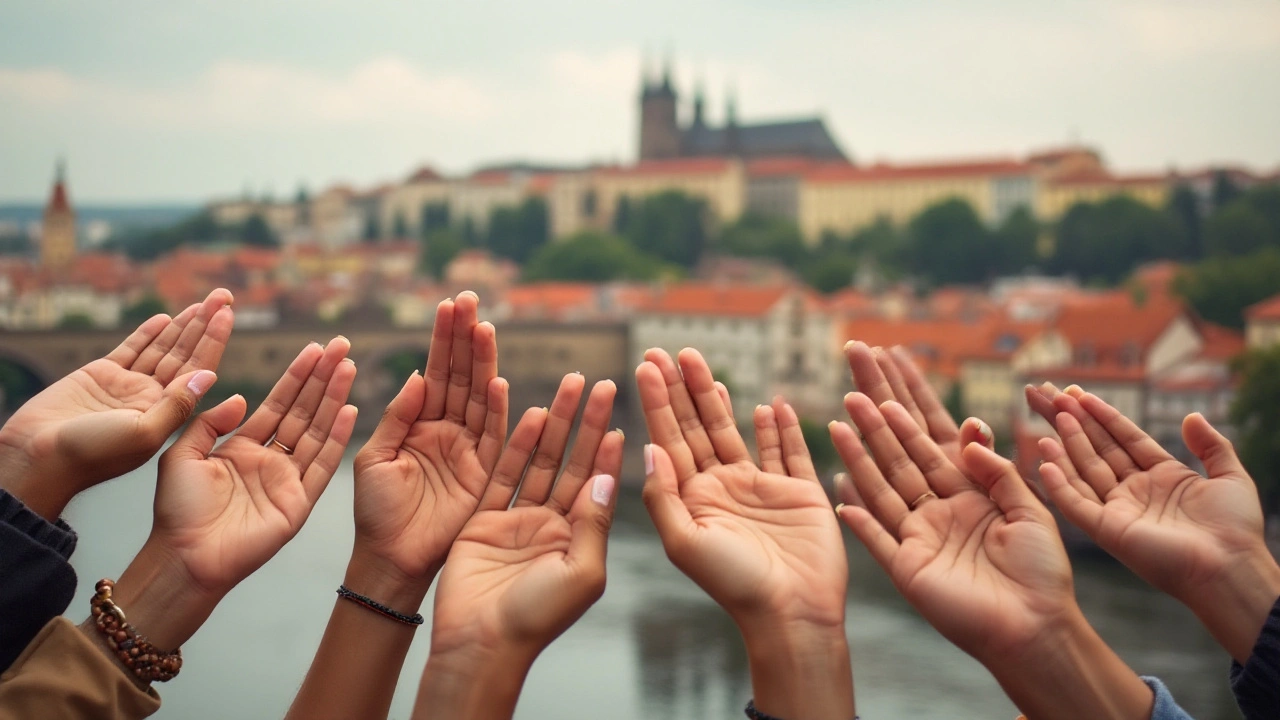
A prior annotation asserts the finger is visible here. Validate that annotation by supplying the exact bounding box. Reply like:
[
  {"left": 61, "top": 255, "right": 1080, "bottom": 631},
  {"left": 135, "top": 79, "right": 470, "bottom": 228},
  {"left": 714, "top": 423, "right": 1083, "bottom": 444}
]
[
  {"left": 829, "top": 419, "right": 911, "bottom": 537},
  {"left": 958, "top": 417, "right": 995, "bottom": 452},
  {"left": 591, "top": 428, "right": 626, "bottom": 483},
  {"left": 635, "top": 361, "right": 699, "bottom": 482},
  {"left": 1052, "top": 391, "right": 1139, "bottom": 482},
  {"left": 130, "top": 302, "right": 199, "bottom": 376},
  {"left": 175, "top": 305, "right": 235, "bottom": 377},
  {"left": 678, "top": 348, "right": 751, "bottom": 464},
  {"left": 1182, "top": 412, "right": 1248, "bottom": 479},
  {"left": 1024, "top": 383, "right": 1060, "bottom": 426},
  {"left": 754, "top": 404, "right": 785, "bottom": 475},
  {"left": 890, "top": 345, "right": 960, "bottom": 444},
  {"left": 837, "top": 504, "right": 901, "bottom": 571},
  {"left": 464, "top": 320, "right": 497, "bottom": 438},
  {"left": 292, "top": 357, "right": 358, "bottom": 470},
  {"left": 476, "top": 377, "right": 509, "bottom": 475},
  {"left": 444, "top": 291, "right": 479, "bottom": 425},
  {"left": 845, "top": 340, "right": 895, "bottom": 406},
  {"left": 547, "top": 379, "right": 618, "bottom": 514},
  {"left": 421, "top": 299, "right": 455, "bottom": 421},
  {"left": 876, "top": 347, "right": 928, "bottom": 433},
  {"left": 154, "top": 288, "right": 235, "bottom": 384},
  {"left": 774, "top": 397, "right": 818, "bottom": 482},
  {"left": 641, "top": 443, "right": 696, "bottom": 555},
  {"left": 301, "top": 405, "right": 358, "bottom": 505},
  {"left": 162, "top": 395, "right": 249, "bottom": 464},
  {"left": 107, "top": 313, "right": 171, "bottom": 368},
  {"left": 1039, "top": 460, "right": 1106, "bottom": 536},
  {"left": 358, "top": 371, "right": 426, "bottom": 460},
  {"left": 514, "top": 373, "right": 586, "bottom": 506},
  {"left": 879, "top": 400, "right": 971, "bottom": 497},
  {"left": 563, "top": 470, "right": 618, "bottom": 604},
  {"left": 1054, "top": 411, "right": 1121, "bottom": 499},
  {"left": 1037, "top": 437, "right": 1102, "bottom": 504},
  {"left": 645, "top": 348, "right": 718, "bottom": 471},
  {"left": 832, "top": 471, "right": 863, "bottom": 508},
  {"left": 237, "top": 342, "right": 325, "bottom": 443},
  {"left": 478, "top": 407, "right": 547, "bottom": 512},
  {"left": 272, "top": 338, "right": 352, "bottom": 451},
  {"left": 1077, "top": 392, "right": 1173, "bottom": 471},
  {"left": 843, "top": 393, "right": 932, "bottom": 504},
  {"left": 962, "top": 443, "right": 1049, "bottom": 522},
  {"left": 714, "top": 381, "right": 733, "bottom": 418},
  {"left": 137, "top": 369, "right": 221, "bottom": 449}
]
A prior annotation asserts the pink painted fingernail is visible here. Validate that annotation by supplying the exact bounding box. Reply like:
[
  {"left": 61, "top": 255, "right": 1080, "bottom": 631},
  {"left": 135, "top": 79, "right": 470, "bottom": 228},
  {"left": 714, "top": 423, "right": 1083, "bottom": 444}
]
[
  {"left": 644, "top": 444, "right": 655, "bottom": 475},
  {"left": 187, "top": 370, "right": 216, "bottom": 397},
  {"left": 977, "top": 420, "right": 994, "bottom": 445},
  {"left": 591, "top": 474, "right": 615, "bottom": 506}
]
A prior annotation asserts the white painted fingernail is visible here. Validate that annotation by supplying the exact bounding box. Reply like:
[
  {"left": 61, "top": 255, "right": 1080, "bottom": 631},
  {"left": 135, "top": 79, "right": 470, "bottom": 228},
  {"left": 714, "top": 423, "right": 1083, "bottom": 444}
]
[
  {"left": 978, "top": 420, "right": 993, "bottom": 445},
  {"left": 187, "top": 370, "right": 216, "bottom": 396},
  {"left": 591, "top": 474, "right": 615, "bottom": 506},
  {"left": 644, "top": 444, "right": 655, "bottom": 475}
]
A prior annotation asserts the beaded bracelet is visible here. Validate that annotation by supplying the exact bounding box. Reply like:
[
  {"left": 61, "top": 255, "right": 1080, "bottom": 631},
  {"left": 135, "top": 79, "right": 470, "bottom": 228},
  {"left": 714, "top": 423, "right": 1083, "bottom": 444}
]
[
  {"left": 89, "top": 578, "right": 183, "bottom": 682},
  {"left": 745, "top": 700, "right": 858, "bottom": 720},
  {"left": 336, "top": 585, "right": 424, "bottom": 626}
]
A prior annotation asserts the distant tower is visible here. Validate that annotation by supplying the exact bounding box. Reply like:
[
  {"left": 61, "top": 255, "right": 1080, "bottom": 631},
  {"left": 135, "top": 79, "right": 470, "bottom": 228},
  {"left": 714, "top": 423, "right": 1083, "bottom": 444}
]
[
  {"left": 638, "top": 58, "right": 680, "bottom": 160},
  {"left": 40, "top": 158, "right": 76, "bottom": 271},
  {"left": 691, "top": 80, "right": 706, "bottom": 128},
  {"left": 724, "top": 88, "right": 740, "bottom": 156}
]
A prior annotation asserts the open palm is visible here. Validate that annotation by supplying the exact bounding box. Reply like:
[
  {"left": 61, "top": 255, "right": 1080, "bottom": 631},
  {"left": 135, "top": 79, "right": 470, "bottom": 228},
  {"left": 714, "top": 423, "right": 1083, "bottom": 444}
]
[
  {"left": 0, "top": 290, "right": 233, "bottom": 517},
  {"left": 352, "top": 294, "right": 509, "bottom": 583},
  {"left": 152, "top": 339, "right": 357, "bottom": 595},
  {"left": 431, "top": 374, "right": 622, "bottom": 656},
  {"left": 833, "top": 395, "right": 1076, "bottom": 662}
]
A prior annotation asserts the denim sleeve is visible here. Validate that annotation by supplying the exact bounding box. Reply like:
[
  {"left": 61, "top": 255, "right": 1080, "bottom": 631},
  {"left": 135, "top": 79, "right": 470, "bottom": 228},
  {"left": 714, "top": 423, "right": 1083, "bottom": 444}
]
[
  {"left": 1230, "top": 594, "right": 1280, "bottom": 720},
  {"left": 1141, "top": 676, "right": 1195, "bottom": 720}
]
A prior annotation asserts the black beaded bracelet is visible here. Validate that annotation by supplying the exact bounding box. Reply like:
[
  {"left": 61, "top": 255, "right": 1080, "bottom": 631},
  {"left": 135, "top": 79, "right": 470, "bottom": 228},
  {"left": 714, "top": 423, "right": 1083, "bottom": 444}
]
[
  {"left": 745, "top": 699, "right": 858, "bottom": 720},
  {"left": 336, "top": 585, "right": 424, "bottom": 626}
]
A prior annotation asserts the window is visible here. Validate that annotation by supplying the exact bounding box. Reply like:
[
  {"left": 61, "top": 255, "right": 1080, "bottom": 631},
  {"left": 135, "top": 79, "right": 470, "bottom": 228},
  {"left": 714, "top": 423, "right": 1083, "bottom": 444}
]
[
  {"left": 1120, "top": 341, "right": 1140, "bottom": 367},
  {"left": 582, "top": 190, "right": 597, "bottom": 218},
  {"left": 1074, "top": 343, "right": 1096, "bottom": 366},
  {"left": 790, "top": 351, "right": 805, "bottom": 377}
]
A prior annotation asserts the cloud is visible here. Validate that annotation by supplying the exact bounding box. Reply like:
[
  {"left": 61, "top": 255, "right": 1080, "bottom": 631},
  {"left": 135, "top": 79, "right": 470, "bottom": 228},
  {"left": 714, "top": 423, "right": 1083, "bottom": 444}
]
[{"left": 0, "top": 57, "right": 494, "bottom": 131}]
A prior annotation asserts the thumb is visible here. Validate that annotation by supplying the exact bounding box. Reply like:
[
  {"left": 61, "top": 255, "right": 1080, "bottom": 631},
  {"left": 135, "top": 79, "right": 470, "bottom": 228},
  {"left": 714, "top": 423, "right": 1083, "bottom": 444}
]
[
  {"left": 139, "top": 369, "right": 218, "bottom": 448},
  {"left": 1182, "top": 412, "right": 1247, "bottom": 479},
  {"left": 958, "top": 417, "right": 995, "bottom": 452},
  {"left": 565, "top": 473, "right": 619, "bottom": 592},
  {"left": 640, "top": 444, "right": 695, "bottom": 554},
  {"left": 961, "top": 442, "right": 1047, "bottom": 522},
  {"left": 164, "top": 394, "right": 248, "bottom": 463}
]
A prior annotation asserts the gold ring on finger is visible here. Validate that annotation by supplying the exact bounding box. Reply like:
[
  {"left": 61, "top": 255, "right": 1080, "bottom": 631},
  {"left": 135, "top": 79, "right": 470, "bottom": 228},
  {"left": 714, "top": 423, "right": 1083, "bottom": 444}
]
[
  {"left": 270, "top": 438, "right": 294, "bottom": 455},
  {"left": 909, "top": 491, "right": 938, "bottom": 510}
]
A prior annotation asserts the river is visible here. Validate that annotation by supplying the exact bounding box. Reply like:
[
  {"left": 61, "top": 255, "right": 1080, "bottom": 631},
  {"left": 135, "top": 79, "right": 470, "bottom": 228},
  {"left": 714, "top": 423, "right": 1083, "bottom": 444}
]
[{"left": 64, "top": 454, "right": 1243, "bottom": 719}]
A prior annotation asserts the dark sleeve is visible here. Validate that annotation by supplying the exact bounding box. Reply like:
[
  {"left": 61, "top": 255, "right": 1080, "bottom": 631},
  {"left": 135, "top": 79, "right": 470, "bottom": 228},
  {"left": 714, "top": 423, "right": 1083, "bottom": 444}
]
[
  {"left": 0, "top": 488, "right": 78, "bottom": 673},
  {"left": 1230, "top": 594, "right": 1280, "bottom": 720}
]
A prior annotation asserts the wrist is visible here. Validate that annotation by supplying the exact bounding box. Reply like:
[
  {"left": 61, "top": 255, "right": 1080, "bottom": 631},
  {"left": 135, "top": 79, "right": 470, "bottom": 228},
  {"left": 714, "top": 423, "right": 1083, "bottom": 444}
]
[
  {"left": 738, "top": 617, "right": 856, "bottom": 720},
  {"left": 988, "top": 608, "right": 1153, "bottom": 720},
  {"left": 344, "top": 547, "right": 433, "bottom": 614},
  {"left": 0, "top": 437, "right": 69, "bottom": 521},
  {"left": 109, "top": 540, "right": 223, "bottom": 651},
  {"left": 416, "top": 643, "right": 537, "bottom": 720},
  {"left": 1186, "top": 545, "right": 1280, "bottom": 664}
]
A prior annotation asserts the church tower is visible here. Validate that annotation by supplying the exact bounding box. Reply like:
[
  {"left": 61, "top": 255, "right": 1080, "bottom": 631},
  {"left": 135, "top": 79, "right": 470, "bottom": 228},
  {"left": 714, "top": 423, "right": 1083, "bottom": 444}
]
[
  {"left": 40, "top": 159, "right": 77, "bottom": 271},
  {"left": 637, "top": 60, "right": 680, "bottom": 161}
]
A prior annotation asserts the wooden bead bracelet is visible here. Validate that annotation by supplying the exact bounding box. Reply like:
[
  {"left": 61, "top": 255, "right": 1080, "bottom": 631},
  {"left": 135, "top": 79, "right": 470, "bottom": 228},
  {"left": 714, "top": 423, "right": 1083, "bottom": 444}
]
[{"left": 90, "top": 578, "right": 183, "bottom": 682}]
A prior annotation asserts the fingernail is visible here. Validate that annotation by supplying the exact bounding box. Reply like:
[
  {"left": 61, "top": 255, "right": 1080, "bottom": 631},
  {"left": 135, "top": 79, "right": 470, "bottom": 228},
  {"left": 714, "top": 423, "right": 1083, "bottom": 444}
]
[
  {"left": 843, "top": 340, "right": 855, "bottom": 353},
  {"left": 1064, "top": 384, "right": 1083, "bottom": 396},
  {"left": 187, "top": 370, "right": 216, "bottom": 396},
  {"left": 591, "top": 474, "right": 616, "bottom": 506},
  {"left": 644, "top": 444, "right": 655, "bottom": 475},
  {"left": 614, "top": 427, "right": 625, "bottom": 439},
  {"left": 834, "top": 503, "right": 846, "bottom": 514},
  {"left": 977, "top": 420, "right": 993, "bottom": 445},
  {"left": 342, "top": 357, "right": 356, "bottom": 366},
  {"left": 828, "top": 420, "right": 839, "bottom": 431}
]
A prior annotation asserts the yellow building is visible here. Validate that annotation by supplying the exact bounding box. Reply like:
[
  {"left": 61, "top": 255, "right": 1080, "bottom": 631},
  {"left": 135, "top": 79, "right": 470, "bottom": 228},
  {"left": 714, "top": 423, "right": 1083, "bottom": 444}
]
[
  {"left": 548, "top": 158, "right": 745, "bottom": 239},
  {"left": 795, "top": 159, "right": 1036, "bottom": 243},
  {"left": 1035, "top": 172, "right": 1170, "bottom": 219},
  {"left": 40, "top": 160, "right": 77, "bottom": 271},
  {"left": 379, "top": 167, "right": 450, "bottom": 238}
]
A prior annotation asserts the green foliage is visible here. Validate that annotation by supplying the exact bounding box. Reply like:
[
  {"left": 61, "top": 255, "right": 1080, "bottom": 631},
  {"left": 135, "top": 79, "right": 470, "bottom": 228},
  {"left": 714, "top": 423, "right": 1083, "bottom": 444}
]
[
  {"left": 1174, "top": 247, "right": 1280, "bottom": 329},
  {"left": 612, "top": 196, "right": 633, "bottom": 234},
  {"left": 1230, "top": 346, "right": 1280, "bottom": 512},
  {"left": 0, "top": 233, "right": 33, "bottom": 256},
  {"left": 620, "top": 191, "right": 708, "bottom": 268},
  {"left": 1206, "top": 202, "right": 1273, "bottom": 257},
  {"left": 421, "top": 228, "right": 464, "bottom": 279},
  {"left": 486, "top": 198, "right": 549, "bottom": 264},
  {"left": 523, "top": 231, "right": 663, "bottom": 282},
  {"left": 0, "top": 359, "right": 43, "bottom": 409},
  {"left": 239, "top": 214, "right": 276, "bottom": 247},
  {"left": 798, "top": 251, "right": 858, "bottom": 293},
  {"left": 57, "top": 313, "right": 96, "bottom": 330},
  {"left": 421, "top": 202, "right": 450, "bottom": 236},
  {"left": 905, "top": 199, "right": 998, "bottom": 286},
  {"left": 106, "top": 211, "right": 221, "bottom": 260},
  {"left": 1049, "top": 196, "right": 1186, "bottom": 284},
  {"left": 1212, "top": 171, "right": 1243, "bottom": 210},
  {"left": 716, "top": 214, "right": 807, "bottom": 267},
  {"left": 122, "top": 295, "right": 169, "bottom": 325},
  {"left": 382, "top": 349, "right": 428, "bottom": 382},
  {"left": 799, "top": 417, "right": 839, "bottom": 475},
  {"left": 991, "top": 206, "right": 1040, "bottom": 272},
  {"left": 1167, "top": 184, "right": 1203, "bottom": 259}
]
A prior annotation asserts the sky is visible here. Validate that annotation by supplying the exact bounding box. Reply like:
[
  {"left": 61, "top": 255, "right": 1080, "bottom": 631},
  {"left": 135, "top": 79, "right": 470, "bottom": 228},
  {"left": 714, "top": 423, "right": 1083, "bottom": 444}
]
[{"left": 1, "top": 0, "right": 1278, "bottom": 203}]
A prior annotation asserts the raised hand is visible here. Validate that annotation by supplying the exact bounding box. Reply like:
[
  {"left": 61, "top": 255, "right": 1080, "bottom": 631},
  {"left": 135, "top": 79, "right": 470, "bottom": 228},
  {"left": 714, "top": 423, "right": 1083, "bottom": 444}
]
[
  {"left": 1032, "top": 387, "right": 1280, "bottom": 663},
  {"left": 415, "top": 375, "right": 621, "bottom": 720},
  {"left": 108, "top": 338, "right": 358, "bottom": 653},
  {"left": 844, "top": 340, "right": 992, "bottom": 468},
  {"left": 0, "top": 289, "right": 234, "bottom": 519},
  {"left": 637, "top": 347, "right": 854, "bottom": 720},
  {"left": 833, "top": 394, "right": 1155, "bottom": 720}
]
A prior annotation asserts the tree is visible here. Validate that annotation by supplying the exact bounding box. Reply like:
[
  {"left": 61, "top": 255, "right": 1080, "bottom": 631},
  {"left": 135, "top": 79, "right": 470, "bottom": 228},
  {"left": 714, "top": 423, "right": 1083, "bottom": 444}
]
[
  {"left": 421, "top": 202, "right": 450, "bottom": 236},
  {"left": 613, "top": 195, "right": 633, "bottom": 235},
  {"left": 799, "top": 417, "right": 840, "bottom": 475},
  {"left": 1174, "top": 247, "right": 1280, "bottom": 329},
  {"left": 486, "top": 198, "right": 549, "bottom": 264},
  {"left": 716, "top": 214, "right": 807, "bottom": 267},
  {"left": 421, "top": 228, "right": 464, "bottom": 279},
  {"left": 122, "top": 295, "right": 169, "bottom": 325},
  {"left": 1049, "top": 197, "right": 1184, "bottom": 284},
  {"left": 798, "top": 252, "right": 857, "bottom": 293},
  {"left": 1212, "top": 171, "right": 1243, "bottom": 211},
  {"left": 1230, "top": 346, "right": 1280, "bottom": 513},
  {"left": 240, "top": 214, "right": 276, "bottom": 247},
  {"left": 906, "top": 198, "right": 994, "bottom": 286},
  {"left": 622, "top": 191, "right": 708, "bottom": 268},
  {"left": 849, "top": 218, "right": 906, "bottom": 277},
  {"left": 523, "top": 232, "right": 662, "bottom": 282},
  {"left": 990, "top": 206, "right": 1040, "bottom": 273},
  {"left": 56, "top": 313, "right": 96, "bottom": 330},
  {"left": 1205, "top": 202, "right": 1273, "bottom": 257},
  {"left": 1167, "top": 184, "right": 1203, "bottom": 259},
  {"left": 295, "top": 185, "right": 311, "bottom": 226}
]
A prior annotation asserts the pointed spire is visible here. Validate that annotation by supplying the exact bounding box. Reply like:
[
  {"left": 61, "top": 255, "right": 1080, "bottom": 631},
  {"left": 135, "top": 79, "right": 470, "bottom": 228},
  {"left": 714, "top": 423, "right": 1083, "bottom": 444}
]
[
  {"left": 692, "top": 77, "right": 706, "bottom": 126},
  {"left": 55, "top": 156, "right": 66, "bottom": 185},
  {"left": 661, "top": 47, "right": 673, "bottom": 91},
  {"left": 725, "top": 85, "right": 738, "bottom": 126}
]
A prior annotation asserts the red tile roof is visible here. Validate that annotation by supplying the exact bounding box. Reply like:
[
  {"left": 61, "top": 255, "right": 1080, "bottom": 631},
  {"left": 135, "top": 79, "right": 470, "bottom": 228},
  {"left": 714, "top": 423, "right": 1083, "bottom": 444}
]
[
  {"left": 1051, "top": 292, "right": 1184, "bottom": 356},
  {"left": 407, "top": 166, "right": 444, "bottom": 183},
  {"left": 599, "top": 157, "right": 736, "bottom": 178},
  {"left": 1246, "top": 293, "right": 1280, "bottom": 322},
  {"left": 1047, "top": 170, "right": 1168, "bottom": 187},
  {"left": 1197, "top": 322, "right": 1245, "bottom": 361},
  {"left": 805, "top": 159, "right": 1032, "bottom": 184},
  {"left": 640, "top": 283, "right": 804, "bottom": 317},
  {"left": 745, "top": 157, "right": 831, "bottom": 178}
]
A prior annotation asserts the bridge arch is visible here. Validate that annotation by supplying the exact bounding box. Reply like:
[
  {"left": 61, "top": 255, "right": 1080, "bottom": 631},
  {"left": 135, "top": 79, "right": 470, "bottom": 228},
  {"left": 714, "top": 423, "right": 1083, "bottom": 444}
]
[{"left": 0, "top": 346, "right": 53, "bottom": 415}]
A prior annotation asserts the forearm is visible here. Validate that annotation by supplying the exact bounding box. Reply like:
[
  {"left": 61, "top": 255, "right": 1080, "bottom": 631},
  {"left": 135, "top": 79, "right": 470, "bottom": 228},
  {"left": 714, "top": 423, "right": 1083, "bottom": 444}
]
[
  {"left": 739, "top": 618, "right": 856, "bottom": 720},
  {"left": 286, "top": 556, "right": 431, "bottom": 720},
  {"left": 1187, "top": 549, "right": 1280, "bottom": 665},
  {"left": 412, "top": 645, "right": 536, "bottom": 720},
  {"left": 986, "top": 610, "right": 1153, "bottom": 720},
  {"left": 0, "top": 439, "right": 70, "bottom": 522}
]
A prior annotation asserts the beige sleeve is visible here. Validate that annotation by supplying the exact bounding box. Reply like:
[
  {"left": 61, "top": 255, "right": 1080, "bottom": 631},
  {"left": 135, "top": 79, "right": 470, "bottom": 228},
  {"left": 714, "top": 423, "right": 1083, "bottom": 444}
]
[{"left": 0, "top": 617, "right": 161, "bottom": 720}]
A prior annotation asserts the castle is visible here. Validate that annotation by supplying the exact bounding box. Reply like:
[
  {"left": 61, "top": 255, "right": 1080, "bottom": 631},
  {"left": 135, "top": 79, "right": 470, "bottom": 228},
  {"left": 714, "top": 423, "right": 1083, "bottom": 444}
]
[
  {"left": 41, "top": 159, "right": 76, "bottom": 271},
  {"left": 637, "top": 62, "right": 847, "bottom": 163}
]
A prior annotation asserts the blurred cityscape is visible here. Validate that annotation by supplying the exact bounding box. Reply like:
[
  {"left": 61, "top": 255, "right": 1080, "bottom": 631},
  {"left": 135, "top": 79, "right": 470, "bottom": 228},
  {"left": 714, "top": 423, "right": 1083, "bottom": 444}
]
[{"left": 2, "top": 60, "right": 1280, "bottom": 482}]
